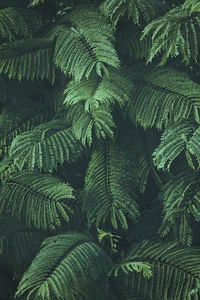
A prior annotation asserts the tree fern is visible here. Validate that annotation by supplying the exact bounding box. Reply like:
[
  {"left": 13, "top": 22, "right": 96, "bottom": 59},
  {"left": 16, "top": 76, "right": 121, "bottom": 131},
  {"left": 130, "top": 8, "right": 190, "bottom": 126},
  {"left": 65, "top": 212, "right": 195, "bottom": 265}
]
[
  {"left": 141, "top": 3, "right": 200, "bottom": 65},
  {"left": 0, "top": 171, "right": 75, "bottom": 230},
  {"left": 54, "top": 7, "right": 119, "bottom": 81},
  {"left": 9, "top": 119, "right": 84, "bottom": 172},
  {"left": 115, "top": 240, "right": 200, "bottom": 300},
  {"left": 128, "top": 65, "right": 200, "bottom": 129},
  {"left": 83, "top": 140, "right": 140, "bottom": 229},
  {"left": 0, "top": 7, "right": 43, "bottom": 41},
  {"left": 15, "top": 232, "right": 112, "bottom": 300},
  {"left": 0, "top": 38, "right": 55, "bottom": 82}
]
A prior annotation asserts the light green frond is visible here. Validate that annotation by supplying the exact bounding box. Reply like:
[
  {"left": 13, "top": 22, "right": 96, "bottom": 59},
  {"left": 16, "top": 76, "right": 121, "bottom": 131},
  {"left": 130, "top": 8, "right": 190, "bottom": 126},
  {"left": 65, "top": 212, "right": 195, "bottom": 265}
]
[
  {"left": 64, "top": 68, "right": 134, "bottom": 110},
  {"left": 54, "top": 7, "right": 119, "bottom": 81},
  {"left": 183, "top": 0, "right": 200, "bottom": 15},
  {"left": 83, "top": 140, "right": 140, "bottom": 229},
  {"left": 15, "top": 232, "right": 112, "bottom": 300},
  {"left": 66, "top": 102, "right": 116, "bottom": 146},
  {"left": 158, "top": 169, "right": 200, "bottom": 245},
  {"left": 9, "top": 119, "right": 84, "bottom": 172},
  {"left": 153, "top": 119, "right": 197, "bottom": 170},
  {"left": 119, "top": 240, "right": 200, "bottom": 300},
  {"left": 0, "top": 171, "right": 75, "bottom": 230},
  {"left": 109, "top": 260, "right": 152, "bottom": 278},
  {"left": 141, "top": 4, "right": 200, "bottom": 65},
  {"left": 0, "top": 38, "right": 55, "bottom": 82},
  {"left": 0, "top": 7, "right": 42, "bottom": 41},
  {"left": 100, "top": 0, "right": 166, "bottom": 26},
  {"left": 128, "top": 66, "right": 200, "bottom": 129}
]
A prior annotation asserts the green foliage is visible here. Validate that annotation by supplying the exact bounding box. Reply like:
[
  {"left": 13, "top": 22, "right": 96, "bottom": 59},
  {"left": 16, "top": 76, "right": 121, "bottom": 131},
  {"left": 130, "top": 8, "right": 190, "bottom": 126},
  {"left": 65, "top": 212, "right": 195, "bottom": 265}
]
[
  {"left": 83, "top": 140, "right": 140, "bottom": 229},
  {"left": 100, "top": 0, "right": 164, "bottom": 26},
  {"left": 0, "top": 38, "right": 55, "bottom": 82},
  {"left": 0, "top": 171, "right": 75, "bottom": 230},
  {"left": 15, "top": 232, "right": 112, "bottom": 300},
  {"left": 0, "top": 7, "right": 43, "bottom": 41},
  {"left": 9, "top": 119, "right": 84, "bottom": 172},
  {"left": 54, "top": 7, "right": 119, "bottom": 81},
  {"left": 141, "top": 3, "right": 200, "bottom": 65},
  {"left": 117, "top": 240, "right": 200, "bottom": 300},
  {"left": 109, "top": 260, "right": 152, "bottom": 278},
  {"left": 128, "top": 65, "right": 200, "bottom": 129}
]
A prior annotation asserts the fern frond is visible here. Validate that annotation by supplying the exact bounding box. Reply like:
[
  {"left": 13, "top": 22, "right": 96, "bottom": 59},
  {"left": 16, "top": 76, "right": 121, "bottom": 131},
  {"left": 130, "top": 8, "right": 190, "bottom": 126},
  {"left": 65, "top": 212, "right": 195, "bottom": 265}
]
[
  {"left": 9, "top": 119, "right": 84, "bottom": 172},
  {"left": 0, "top": 7, "right": 42, "bottom": 41},
  {"left": 54, "top": 7, "right": 119, "bottom": 81},
  {"left": 0, "top": 171, "right": 75, "bottom": 230},
  {"left": 116, "top": 240, "right": 200, "bottom": 300},
  {"left": 28, "top": 0, "right": 46, "bottom": 7},
  {"left": 158, "top": 169, "right": 200, "bottom": 245},
  {"left": 183, "top": 0, "right": 200, "bottom": 15},
  {"left": 15, "top": 232, "right": 112, "bottom": 300},
  {"left": 128, "top": 66, "right": 200, "bottom": 129},
  {"left": 141, "top": 4, "right": 200, "bottom": 65},
  {"left": 66, "top": 102, "right": 116, "bottom": 146},
  {"left": 0, "top": 38, "right": 55, "bottom": 82},
  {"left": 153, "top": 119, "right": 197, "bottom": 170},
  {"left": 109, "top": 260, "right": 152, "bottom": 278},
  {"left": 83, "top": 140, "right": 140, "bottom": 229},
  {"left": 100, "top": 0, "right": 165, "bottom": 26},
  {"left": 64, "top": 68, "right": 134, "bottom": 110}
]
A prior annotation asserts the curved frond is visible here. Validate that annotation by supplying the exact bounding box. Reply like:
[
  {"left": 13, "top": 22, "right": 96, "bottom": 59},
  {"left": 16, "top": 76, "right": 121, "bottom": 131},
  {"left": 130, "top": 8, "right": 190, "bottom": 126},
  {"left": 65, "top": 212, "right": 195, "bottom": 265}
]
[
  {"left": 0, "top": 38, "right": 55, "bottom": 82},
  {"left": 153, "top": 119, "right": 197, "bottom": 170},
  {"left": 54, "top": 7, "right": 119, "bottom": 81},
  {"left": 0, "top": 7, "right": 42, "bottom": 41},
  {"left": 141, "top": 4, "right": 200, "bottom": 65},
  {"left": 28, "top": 0, "right": 46, "bottom": 7},
  {"left": 83, "top": 140, "right": 140, "bottom": 229},
  {"left": 64, "top": 68, "right": 134, "bottom": 110},
  {"left": 128, "top": 65, "right": 200, "bottom": 129},
  {"left": 66, "top": 102, "right": 116, "bottom": 146},
  {"left": 100, "top": 0, "right": 166, "bottom": 26},
  {"left": 15, "top": 232, "right": 112, "bottom": 300},
  {"left": 116, "top": 240, "right": 200, "bottom": 300},
  {"left": 9, "top": 119, "right": 84, "bottom": 172},
  {"left": 158, "top": 169, "right": 200, "bottom": 245},
  {"left": 0, "top": 171, "right": 75, "bottom": 230}
]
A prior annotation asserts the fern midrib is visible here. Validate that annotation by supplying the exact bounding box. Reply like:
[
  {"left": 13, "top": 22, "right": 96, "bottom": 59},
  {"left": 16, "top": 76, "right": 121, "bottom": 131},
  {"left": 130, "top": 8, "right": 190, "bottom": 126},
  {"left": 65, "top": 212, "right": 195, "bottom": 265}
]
[{"left": 105, "top": 141, "right": 114, "bottom": 209}]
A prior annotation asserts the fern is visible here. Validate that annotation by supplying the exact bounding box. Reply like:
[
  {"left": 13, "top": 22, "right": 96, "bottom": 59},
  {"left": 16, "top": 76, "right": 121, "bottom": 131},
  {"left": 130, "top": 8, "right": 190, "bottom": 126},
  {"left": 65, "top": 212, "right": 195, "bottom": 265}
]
[
  {"left": 128, "top": 65, "right": 200, "bottom": 129},
  {"left": 100, "top": 0, "right": 165, "bottom": 26},
  {"left": 115, "top": 240, "right": 200, "bottom": 300},
  {"left": 141, "top": 4, "right": 200, "bottom": 65},
  {"left": 0, "top": 38, "right": 55, "bottom": 82},
  {"left": 0, "top": 171, "right": 75, "bottom": 230},
  {"left": 9, "top": 119, "right": 84, "bottom": 172},
  {"left": 109, "top": 260, "right": 152, "bottom": 278},
  {"left": 66, "top": 102, "right": 116, "bottom": 146},
  {"left": 54, "top": 7, "right": 119, "bottom": 81},
  {"left": 83, "top": 140, "right": 140, "bottom": 229},
  {"left": 28, "top": 0, "right": 46, "bottom": 7},
  {"left": 0, "top": 7, "right": 43, "bottom": 41},
  {"left": 15, "top": 232, "right": 112, "bottom": 300},
  {"left": 158, "top": 168, "right": 200, "bottom": 245}
]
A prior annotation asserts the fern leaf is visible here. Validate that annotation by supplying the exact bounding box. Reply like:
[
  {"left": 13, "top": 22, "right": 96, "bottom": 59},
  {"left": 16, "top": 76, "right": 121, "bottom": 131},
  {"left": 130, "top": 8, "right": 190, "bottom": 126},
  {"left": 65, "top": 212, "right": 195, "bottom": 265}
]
[
  {"left": 158, "top": 169, "right": 200, "bottom": 245},
  {"left": 66, "top": 102, "right": 116, "bottom": 146},
  {"left": 9, "top": 119, "right": 84, "bottom": 172},
  {"left": 116, "top": 240, "right": 200, "bottom": 300},
  {"left": 109, "top": 260, "right": 152, "bottom": 278},
  {"left": 28, "top": 0, "right": 46, "bottom": 7},
  {"left": 128, "top": 65, "right": 200, "bottom": 129},
  {"left": 83, "top": 140, "right": 140, "bottom": 229},
  {"left": 54, "top": 7, "right": 119, "bottom": 81},
  {"left": 100, "top": 0, "right": 165, "bottom": 26},
  {"left": 141, "top": 4, "right": 200, "bottom": 65},
  {"left": 0, "top": 38, "right": 55, "bottom": 82},
  {"left": 15, "top": 232, "right": 112, "bottom": 300},
  {"left": 0, "top": 171, "right": 75, "bottom": 230},
  {"left": 64, "top": 68, "right": 134, "bottom": 110},
  {"left": 0, "top": 7, "right": 42, "bottom": 41}
]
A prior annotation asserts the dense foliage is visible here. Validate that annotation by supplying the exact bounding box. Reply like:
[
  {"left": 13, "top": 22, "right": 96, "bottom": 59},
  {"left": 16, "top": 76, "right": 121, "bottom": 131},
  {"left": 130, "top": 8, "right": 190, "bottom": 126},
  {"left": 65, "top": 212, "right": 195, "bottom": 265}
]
[{"left": 1, "top": 0, "right": 200, "bottom": 299}]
